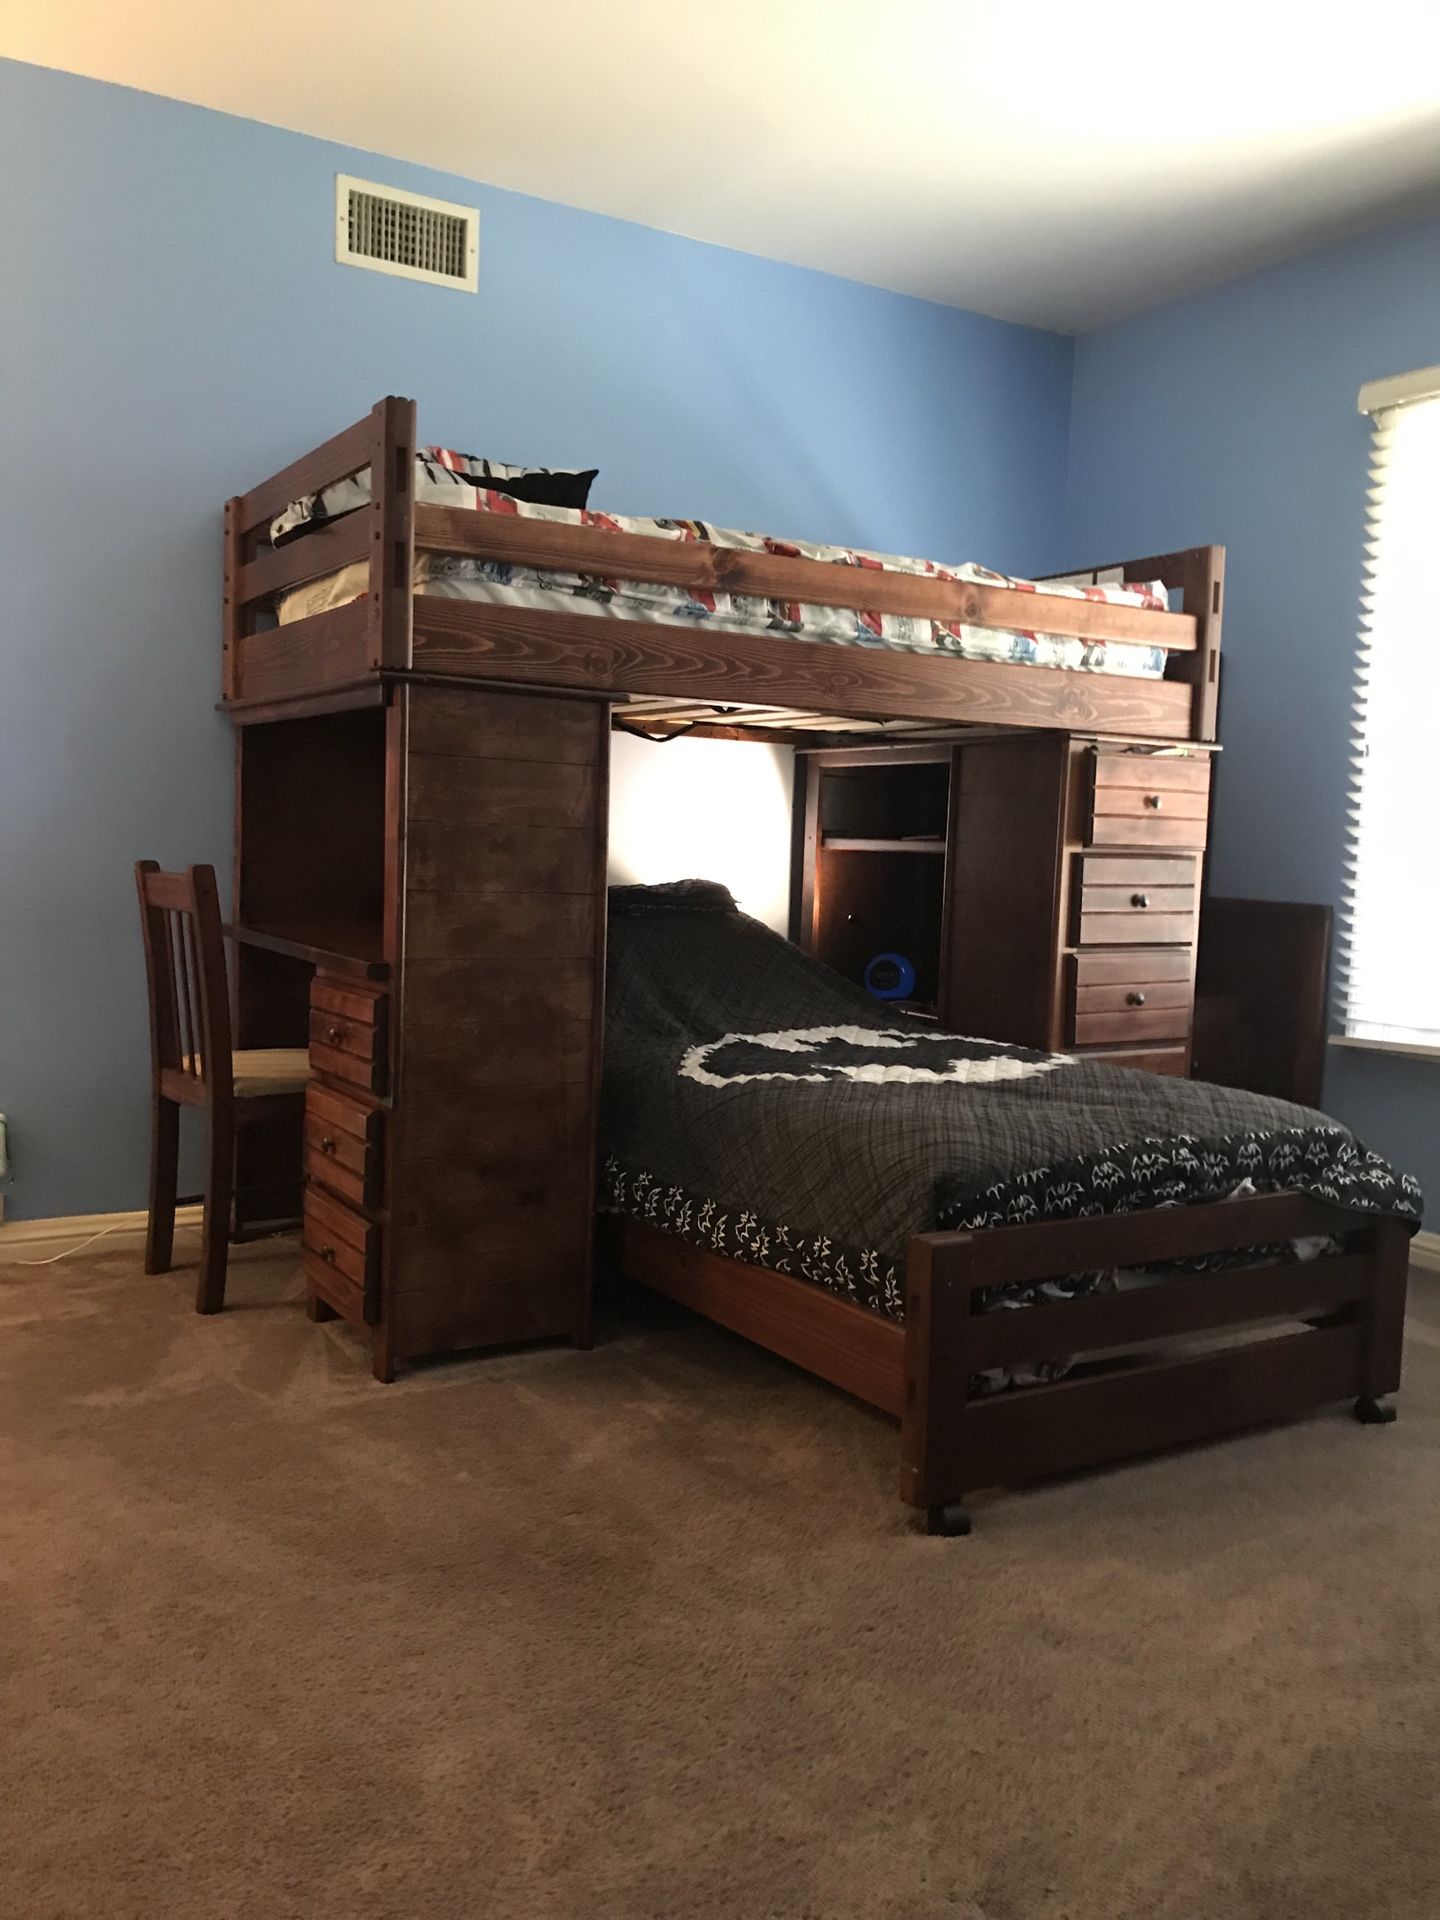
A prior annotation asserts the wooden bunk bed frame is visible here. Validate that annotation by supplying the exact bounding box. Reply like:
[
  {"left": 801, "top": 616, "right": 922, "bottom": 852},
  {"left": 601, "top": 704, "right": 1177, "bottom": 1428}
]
[{"left": 221, "top": 398, "right": 1409, "bottom": 1534}]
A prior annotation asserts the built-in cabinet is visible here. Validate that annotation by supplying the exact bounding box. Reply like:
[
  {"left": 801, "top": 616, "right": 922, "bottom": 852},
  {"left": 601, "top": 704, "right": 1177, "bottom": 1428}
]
[{"left": 794, "top": 732, "right": 1215, "bottom": 1074}]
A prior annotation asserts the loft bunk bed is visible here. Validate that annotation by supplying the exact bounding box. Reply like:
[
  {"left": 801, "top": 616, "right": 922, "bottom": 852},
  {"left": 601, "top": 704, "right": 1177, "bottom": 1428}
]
[
  {"left": 223, "top": 397, "right": 1221, "bottom": 742},
  {"left": 217, "top": 399, "right": 1415, "bottom": 1536}
]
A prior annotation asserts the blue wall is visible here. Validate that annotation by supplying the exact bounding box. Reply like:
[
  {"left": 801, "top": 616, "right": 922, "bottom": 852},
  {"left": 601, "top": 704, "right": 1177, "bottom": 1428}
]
[
  {"left": 1065, "top": 215, "right": 1440, "bottom": 1213},
  {"left": 0, "top": 59, "right": 1073, "bottom": 1219}
]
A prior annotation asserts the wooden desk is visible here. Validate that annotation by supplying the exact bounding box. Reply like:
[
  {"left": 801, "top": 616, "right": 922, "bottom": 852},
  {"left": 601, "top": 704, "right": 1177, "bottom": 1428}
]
[{"left": 224, "top": 921, "right": 389, "bottom": 982}]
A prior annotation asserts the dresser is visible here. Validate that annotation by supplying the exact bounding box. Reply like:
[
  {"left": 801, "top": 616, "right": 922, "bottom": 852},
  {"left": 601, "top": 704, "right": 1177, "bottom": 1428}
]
[{"left": 794, "top": 731, "right": 1214, "bottom": 1074}]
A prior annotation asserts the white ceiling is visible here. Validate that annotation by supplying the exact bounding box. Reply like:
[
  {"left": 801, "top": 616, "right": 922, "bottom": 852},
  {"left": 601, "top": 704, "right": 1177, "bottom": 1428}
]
[{"left": 9, "top": 0, "right": 1440, "bottom": 331}]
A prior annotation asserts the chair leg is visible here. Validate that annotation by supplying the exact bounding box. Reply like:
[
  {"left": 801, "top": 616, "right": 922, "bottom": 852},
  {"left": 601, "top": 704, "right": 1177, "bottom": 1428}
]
[
  {"left": 145, "top": 1097, "right": 180, "bottom": 1275},
  {"left": 196, "top": 1109, "right": 235, "bottom": 1316}
]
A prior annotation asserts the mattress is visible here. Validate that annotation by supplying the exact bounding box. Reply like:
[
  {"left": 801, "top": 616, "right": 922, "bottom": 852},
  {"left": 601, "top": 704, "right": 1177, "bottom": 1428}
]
[
  {"left": 274, "top": 490, "right": 1173, "bottom": 679},
  {"left": 600, "top": 883, "right": 1420, "bottom": 1384}
]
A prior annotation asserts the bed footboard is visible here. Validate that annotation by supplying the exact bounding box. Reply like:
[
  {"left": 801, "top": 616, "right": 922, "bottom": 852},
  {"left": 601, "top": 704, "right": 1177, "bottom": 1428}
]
[{"left": 901, "top": 1196, "right": 1410, "bottom": 1533}]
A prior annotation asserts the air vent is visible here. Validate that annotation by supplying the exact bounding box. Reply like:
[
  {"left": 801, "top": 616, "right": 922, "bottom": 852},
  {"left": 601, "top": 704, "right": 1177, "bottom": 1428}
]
[{"left": 335, "top": 175, "right": 478, "bottom": 292}]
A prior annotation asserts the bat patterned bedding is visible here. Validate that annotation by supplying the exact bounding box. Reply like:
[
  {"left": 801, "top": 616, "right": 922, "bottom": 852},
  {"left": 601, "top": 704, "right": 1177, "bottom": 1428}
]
[{"left": 600, "top": 883, "right": 1421, "bottom": 1382}]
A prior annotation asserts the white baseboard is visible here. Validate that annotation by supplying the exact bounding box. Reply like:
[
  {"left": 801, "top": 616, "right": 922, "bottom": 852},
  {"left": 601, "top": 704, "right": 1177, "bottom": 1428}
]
[
  {"left": 1409, "top": 1229, "right": 1440, "bottom": 1275},
  {"left": 0, "top": 1204, "right": 204, "bottom": 1256}
]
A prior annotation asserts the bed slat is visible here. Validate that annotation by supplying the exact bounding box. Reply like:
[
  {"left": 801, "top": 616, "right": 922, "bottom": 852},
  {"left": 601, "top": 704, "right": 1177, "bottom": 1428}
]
[
  {"left": 414, "top": 505, "right": 1196, "bottom": 650},
  {"left": 967, "top": 1252, "right": 1368, "bottom": 1369}
]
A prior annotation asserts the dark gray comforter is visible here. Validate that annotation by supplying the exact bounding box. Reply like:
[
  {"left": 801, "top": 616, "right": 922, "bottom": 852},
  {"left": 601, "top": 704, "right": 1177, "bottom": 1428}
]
[{"left": 600, "top": 882, "right": 1421, "bottom": 1318}]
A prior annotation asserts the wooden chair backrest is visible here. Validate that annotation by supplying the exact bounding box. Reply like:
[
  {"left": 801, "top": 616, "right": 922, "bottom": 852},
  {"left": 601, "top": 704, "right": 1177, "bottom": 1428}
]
[{"left": 135, "top": 862, "right": 234, "bottom": 1101}]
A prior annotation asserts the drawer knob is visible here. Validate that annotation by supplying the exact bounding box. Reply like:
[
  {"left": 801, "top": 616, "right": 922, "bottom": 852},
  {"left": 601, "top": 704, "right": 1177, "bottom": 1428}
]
[
  {"left": 319, "top": 1136, "right": 337, "bottom": 1156},
  {"left": 319, "top": 1244, "right": 336, "bottom": 1264},
  {"left": 1132, "top": 893, "right": 1150, "bottom": 909},
  {"left": 325, "top": 1024, "right": 343, "bottom": 1045},
  {"left": 1127, "top": 991, "right": 1148, "bottom": 1007},
  {"left": 1144, "top": 793, "right": 1164, "bottom": 810}
]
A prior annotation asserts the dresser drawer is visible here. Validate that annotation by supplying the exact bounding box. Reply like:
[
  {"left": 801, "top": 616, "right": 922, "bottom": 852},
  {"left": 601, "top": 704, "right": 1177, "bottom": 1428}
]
[
  {"left": 303, "top": 1185, "right": 381, "bottom": 1323},
  {"left": 1069, "top": 945, "right": 1192, "bottom": 1046},
  {"left": 309, "top": 978, "right": 388, "bottom": 1096},
  {"left": 1074, "top": 853, "right": 1198, "bottom": 946},
  {"left": 1073, "top": 948, "right": 1193, "bottom": 991},
  {"left": 1087, "top": 752, "right": 1211, "bottom": 850},
  {"left": 1081, "top": 1044, "right": 1190, "bottom": 1078},
  {"left": 304, "top": 1082, "right": 384, "bottom": 1212}
]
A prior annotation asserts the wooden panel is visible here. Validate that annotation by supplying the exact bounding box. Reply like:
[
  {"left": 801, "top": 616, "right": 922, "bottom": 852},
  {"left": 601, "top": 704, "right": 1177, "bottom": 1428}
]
[
  {"left": 235, "top": 412, "right": 374, "bottom": 536},
  {"left": 943, "top": 1191, "right": 1362, "bottom": 1285},
  {"left": 1074, "top": 1004, "right": 1192, "bottom": 1046},
  {"left": 1078, "top": 853, "right": 1199, "bottom": 890},
  {"left": 311, "top": 977, "right": 387, "bottom": 1027},
  {"left": 404, "top": 890, "right": 596, "bottom": 963},
  {"left": 304, "top": 1096, "right": 382, "bottom": 1212},
  {"left": 405, "top": 820, "right": 597, "bottom": 895},
  {"left": 1093, "top": 786, "right": 1210, "bottom": 821},
  {"left": 1078, "top": 910, "right": 1195, "bottom": 946},
  {"left": 1073, "top": 947, "right": 1193, "bottom": 988},
  {"left": 1192, "top": 898, "right": 1332, "bottom": 1106},
  {"left": 1092, "top": 754, "right": 1212, "bottom": 792},
  {"left": 407, "top": 684, "right": 604, "bottom": 762},
  {"left": 411, "top": 601, "right": 1197, "bottom": 741},
  {"left": 305, "top": 1135, "right": 377, "bottom": 1213},
  {"left": 368, "top": 395, "right": 415, "bottom": 671},
  {"left": 414, "top": 503, "right": 1198, "bottom": 650},
  {"left": 303, "top": 1249, "right": 367, "bottom": 1326},
  {"left": 1074, "top": 978, "right": 1191, "bottom": 1015},
  {"left": 396, "top": 1082, "right": 588, "bottom": 1167},
  {"left": 1080, "top": 885, "right": 1196, "bottom": 916},
  {"left": 1087, "top": 812, "right": 1210, "bottom": 850},
  {"left": 622, "top": 1220, "right": 906, "bottom": 1418},
  {"left": 306, "top": 1080, "right": 383, "bottom": 1148},
  {"left": 303, "top": 1185, "right": 380, "bottom": 1316},
  {"left": 238, "top": 510, "right": 370, "bottom": 607},
  {"left": 385, "top": 685, "right": 607, "bottom": 1362},
  {"left": 406, "top": 754, "right": 595, "bottom": 828},
  {"left": 943, "top": 734, "right": 1068, "bottom": 1045},
  {"left": 309, "top": 1033, "right": 386, "bottom": 1096},
  {"left": 1080, "top": 1044, "right": 1189, "bottom": 1076},
  {"left": 232, "top": 600, "right": 372, "bottom": 704},
  {"left": 962, "top": 1325, "right": 1361, "bottom": 1491},
  {"left": 968, "top": 1253, "right": 1369, "bottom": 1372}
]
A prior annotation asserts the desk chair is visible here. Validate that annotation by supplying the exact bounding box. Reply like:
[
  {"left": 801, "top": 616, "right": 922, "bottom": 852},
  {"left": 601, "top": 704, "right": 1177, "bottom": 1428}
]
[{"left": 135, "top": 862, "right": 309, "bottom": 1313}]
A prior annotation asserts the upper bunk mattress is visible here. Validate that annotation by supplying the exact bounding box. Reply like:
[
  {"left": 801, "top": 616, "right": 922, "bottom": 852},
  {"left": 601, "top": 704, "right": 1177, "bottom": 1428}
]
[{"left": 274, "top": 488, "right": 1173, "bottom": 679}]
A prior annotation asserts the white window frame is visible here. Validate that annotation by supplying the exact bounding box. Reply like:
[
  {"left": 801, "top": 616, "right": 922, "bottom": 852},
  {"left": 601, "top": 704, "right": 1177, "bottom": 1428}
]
[{"left": 1331, "top": 364, "right": 1440, "bottom": 1063}]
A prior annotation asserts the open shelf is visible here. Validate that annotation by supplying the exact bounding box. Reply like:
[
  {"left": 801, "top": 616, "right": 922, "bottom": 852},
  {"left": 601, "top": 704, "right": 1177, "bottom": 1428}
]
[
  {"left": 225, "top": 919, "right": 388, "bottom": 981},
  {"left": 822, "top": 836, "right": 946, "bottom": 855}
]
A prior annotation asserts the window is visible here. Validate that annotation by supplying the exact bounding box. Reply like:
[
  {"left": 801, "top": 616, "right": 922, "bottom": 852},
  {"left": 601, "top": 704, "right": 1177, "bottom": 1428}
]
[{"left": 1338, "top": 368, "right": 1440, "bottom": 1056}]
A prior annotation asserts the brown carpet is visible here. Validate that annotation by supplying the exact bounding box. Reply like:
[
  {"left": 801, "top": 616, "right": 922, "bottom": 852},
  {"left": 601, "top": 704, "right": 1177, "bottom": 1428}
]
[{"left": 1, "top": 1235, "right": 1437, "bottom": 1920}]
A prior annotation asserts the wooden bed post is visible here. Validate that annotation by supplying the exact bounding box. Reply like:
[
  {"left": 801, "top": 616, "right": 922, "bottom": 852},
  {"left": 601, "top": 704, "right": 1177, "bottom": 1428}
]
[
  {"left": 900, "top": 1233, "right": 978, "bottom": 1535},
  {"left": 368, "top": 395, "right": 417, "bottom": 672},
  {"left": 1355, "top": 1217, "right": 1410, "bottom": 1422},
  {"left": 222, "top": 496, "right": 243, "bottom": 703}
]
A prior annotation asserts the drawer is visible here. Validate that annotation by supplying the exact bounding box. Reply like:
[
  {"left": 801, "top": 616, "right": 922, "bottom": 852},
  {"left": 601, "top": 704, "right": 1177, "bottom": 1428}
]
[
  {"left": 1087, "top": 752, "right": 1211, "bottom": 850},
  {"left": 1074, "top": 853, "right": 1198, "bottom": 946},
  {"left": 1073, "top": 948, "right": 1192, "bottom": 990},
  {"left": 1069, "top": 949, "right": 1192, "bottom": 1047},
  {"left": 304, "top": 1082, "right": 384, "bottom": 1212},
  {"left": 309, "top": 978, "right": 388, "bottom": 1096},
  {"left": 303, "top": 1185, "right": 381, "bottom": 1323},
  {"left": 1081, "top": 1044, "right": 1190, "bottom": 1078}
]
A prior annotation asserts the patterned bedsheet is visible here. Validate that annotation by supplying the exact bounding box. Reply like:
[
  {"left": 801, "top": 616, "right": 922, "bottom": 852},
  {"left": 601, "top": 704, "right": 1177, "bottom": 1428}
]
[
  {"left": 273, "top": 477, "right": 1172, "bottom": 678},
  {"left": 600, "top": 884, "right": 1421, "bottom": 1366}
]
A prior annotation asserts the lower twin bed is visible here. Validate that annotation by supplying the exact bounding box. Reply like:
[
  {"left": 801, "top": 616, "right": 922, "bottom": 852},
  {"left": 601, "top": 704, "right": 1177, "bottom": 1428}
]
[{"left": 600, "top": 883, "right": 1421, "bottom": 1532}]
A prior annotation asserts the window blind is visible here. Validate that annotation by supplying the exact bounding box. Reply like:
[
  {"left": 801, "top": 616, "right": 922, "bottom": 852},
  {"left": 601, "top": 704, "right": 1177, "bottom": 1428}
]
[{"left": 1338, "top": 386, "right": 1440, "bottom": 1051}]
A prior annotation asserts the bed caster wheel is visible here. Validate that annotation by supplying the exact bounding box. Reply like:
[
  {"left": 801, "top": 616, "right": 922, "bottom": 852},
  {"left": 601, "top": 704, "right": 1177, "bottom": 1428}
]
[
  {"left": 1354, "top": 1396, "right": 1397, "bottom": 1425},
  {"left": 924, "top": 1504, "right": 972, "bottom": 1538}
]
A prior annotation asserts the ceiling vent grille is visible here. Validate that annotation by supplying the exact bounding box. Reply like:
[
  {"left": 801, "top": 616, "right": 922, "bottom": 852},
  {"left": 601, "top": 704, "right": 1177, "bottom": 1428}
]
[{"left": 335, "top": 175, "right": 479, "bottom": 292}]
